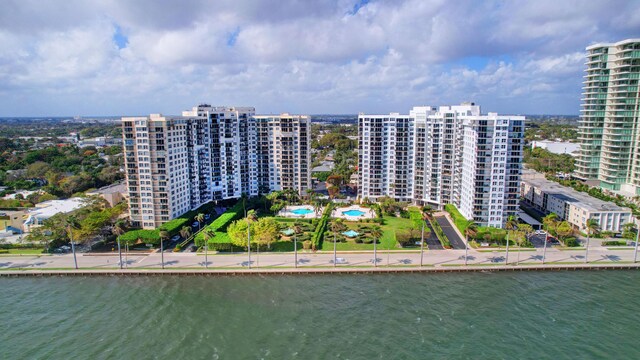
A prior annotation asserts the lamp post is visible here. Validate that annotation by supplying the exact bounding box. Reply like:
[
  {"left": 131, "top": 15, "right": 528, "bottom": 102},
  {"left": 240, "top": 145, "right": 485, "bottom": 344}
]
[
  {"left": 68, "top": 225, "right": 78, "bottom": 270},
  {"left": 373, "top": 235, "right": 377, "bottom": 268},
  {"left": 504, "top": 231, "right": 509, "bottom": 265},
  {"left": 465, "top": 232, "right": 469, "bottom": 266},
  {"left": 634, "top": 228, "right": 640, "bottom": 263},
  {"left": 117, "top": 235, "right": 123, "bottom": 270},
  {"left": 542, "top": 231, "right": 548, "bottom": 265},
  {"left": 294, "top": 233, "right": 298, "bottom": 268},
  {"left": 333, "top": 231, "right": 337, "bottom": 268},
  {"left": 160, "top": 236, "right": 164, "bottom": 269},
  {"left": 420, "top": 221, "right": 425, "bottom": 267}
]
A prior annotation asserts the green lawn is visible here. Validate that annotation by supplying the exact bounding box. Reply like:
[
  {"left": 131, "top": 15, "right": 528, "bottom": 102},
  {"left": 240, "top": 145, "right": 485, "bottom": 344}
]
[
  {"left": 320, "top": 215, "right": 418, "bottom": 251},
  {"left": 0, "top": 248, "right": 47, "bottom": 255}
]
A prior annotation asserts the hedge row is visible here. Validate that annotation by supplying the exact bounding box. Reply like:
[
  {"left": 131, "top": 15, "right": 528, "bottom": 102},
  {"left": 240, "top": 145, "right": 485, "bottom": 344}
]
[
  {"left": 159, "top": 201, "right": 218, "bottom": 235},
  {"left": 120, "top": 201, "right": 220, "bottom": 244},
  {"left": 444, "top": 204, "right": 469, "bottom": 234},
  {"left": 119, "top": 229, "right": 160, "bottom": 244},
  {"left": 312, "top": 203, "right": 334, "bottom": 249},
  {"left": 195, "top": 201, "right": 244, "bottom": 246}
]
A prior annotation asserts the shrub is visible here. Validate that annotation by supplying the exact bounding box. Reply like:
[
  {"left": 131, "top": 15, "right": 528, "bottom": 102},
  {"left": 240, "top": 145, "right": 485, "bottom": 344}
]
[
  {"left": 159, "top": 201, "right": 219, "bottom": 235},
  {"left": 354, "top": 237, "right": 363, "bottom": 243},
  {"left": 564, "top": 237, "right": 579, "bottom": 247},
  {"left": 520, "top": 239, "right": 534, "bottom": 248},
  {"left": 602, "top": 240, "right": 627, "bottom": 246},
  {"left": 120, "top": 229, "right": 160, "bottom": 245},
  {"left": 195, "top": 201, "right": 244, "bottom": 246},
  {"left": 396, "top": 230, "right": 416, "bottom": 248},
  {"left": 302, "top": 240, "right": 312, "bottom": 250},
  {"left": 363, "top": 238, "right": 374, "bottom": 244}
]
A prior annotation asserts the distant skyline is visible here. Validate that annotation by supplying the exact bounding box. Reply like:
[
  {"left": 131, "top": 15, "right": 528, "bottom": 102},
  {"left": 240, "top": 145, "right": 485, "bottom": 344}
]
[{"left": 0, "top": 0, "right": 638, "bottom": 117}]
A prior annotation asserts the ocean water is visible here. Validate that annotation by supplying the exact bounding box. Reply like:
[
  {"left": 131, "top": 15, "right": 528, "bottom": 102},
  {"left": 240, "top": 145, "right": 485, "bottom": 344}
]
[{"left": 2, "top": 271, "right": 640, "bottom": 359}]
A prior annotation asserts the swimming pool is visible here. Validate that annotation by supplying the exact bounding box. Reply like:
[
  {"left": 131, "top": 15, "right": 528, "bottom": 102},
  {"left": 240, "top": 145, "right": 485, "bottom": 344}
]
[
  {"left": 290, "top": 208, "right": 313, "bottom": 215},
  {"left": 342, "top": 210, "right": 365, "bottom": 217},
  {"left": 342, "top": 230, "right": 360, "bottom": 237}
]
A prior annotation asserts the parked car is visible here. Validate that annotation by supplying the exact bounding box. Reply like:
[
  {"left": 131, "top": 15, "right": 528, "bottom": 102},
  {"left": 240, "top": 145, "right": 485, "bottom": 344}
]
[
  {"left": 192, "top": 221, "right": 199, "bottom": 228},
  {"left": 335, "top": 257, "right": 347, "bottom": 264},
  {"left": 171, "top": 235, "right": 181, "bottom": 242},
  {"left": 204, "top": 214, "right": 211, "bottom": 220},
  {"left": 535, "top": 230, "right": 547, "bottom": 235}
]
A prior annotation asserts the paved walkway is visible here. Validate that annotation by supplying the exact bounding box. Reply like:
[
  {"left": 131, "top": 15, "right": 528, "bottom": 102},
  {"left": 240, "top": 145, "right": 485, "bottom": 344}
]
[{"left": 2, "top": 246, "right": 639, "bottom": 272}]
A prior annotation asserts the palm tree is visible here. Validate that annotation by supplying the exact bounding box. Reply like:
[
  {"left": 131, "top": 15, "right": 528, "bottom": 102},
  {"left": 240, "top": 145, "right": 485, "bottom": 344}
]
[
  {"left": 421, "top": 205, "right": 434, "bottom": 220},
  {"left": 370, "top": 225, "right": 383, "bottom": 267},
  {"left": 246, "top": 209, "right": 257, "bottom": 268},
  {"left": 64, "top": 215, "right": 80, "bottom": 269},
  {"left": 203, "top": 229, "right": 215, "bottom": 269},
  {"left": 464, "top": 220, "right": 478, "bottom": 266},
  {"left": 516, "top": 223, "right": 533, "bottom": 265},
  {"left": 306, "top": 189, "right": 316, "bottom": 203},
  {"left": 195, "top": 213, "right": 205, "bottom": 234},
  {"left": 542, "top": 213, "right": 558, "bottom": 264},
  {"left": 180, "top": 226, "right": 192, "bottom": 241},
  {"left": 159, "top": 230, "right": 169, "bottom": 269},
  {"left": 113, "top": 220, "right": 126, "bottom": 269},
  {"left": 633, "top": 217, "right": 640, "bottom": 263},
  {"left": 584, "top": 219, "right": 600, "bottom": 263},
  {"left": 504, "top": 215, "right": 518, "bottom": 265},
  {"left": 419, "top": 206, "right": 432, "bottom": 267},
  {"left": 330, "top": 220, "right": 346, "bottom": 267},
  {"left": 293, "top": 223, "right": 303, "bottom": 268}
]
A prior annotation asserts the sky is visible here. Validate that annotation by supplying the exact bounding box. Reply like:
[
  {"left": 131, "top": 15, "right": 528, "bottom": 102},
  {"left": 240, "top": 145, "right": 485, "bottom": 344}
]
[{"left": 0, "top": 0, "right": 639, "bottom": 117}]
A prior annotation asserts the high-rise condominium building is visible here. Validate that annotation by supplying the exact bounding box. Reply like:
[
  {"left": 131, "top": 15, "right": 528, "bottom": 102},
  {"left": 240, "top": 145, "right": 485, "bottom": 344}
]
[
  {"left": 359, "top": 103, "right": 524, "bottom": 228},
  {"left": 123, "top": 105, "right": 310, "bottom": 229},
  {"left": 575, "top": 39, "right": 640, "bottom": 195}
]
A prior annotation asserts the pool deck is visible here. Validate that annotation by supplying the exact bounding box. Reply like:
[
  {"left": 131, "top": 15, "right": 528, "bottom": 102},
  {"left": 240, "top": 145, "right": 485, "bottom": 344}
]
[
  {"left": 277, "top": 205, "right": 322, "bottom": 219},
  {"left": 332, "top": 205, "right": 375, "bottom": 220}
]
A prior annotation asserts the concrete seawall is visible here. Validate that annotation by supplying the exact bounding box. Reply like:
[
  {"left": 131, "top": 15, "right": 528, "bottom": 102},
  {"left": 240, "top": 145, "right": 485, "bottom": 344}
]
[{"left": 1, "top": 263, "right": 639, "bottom": 277}]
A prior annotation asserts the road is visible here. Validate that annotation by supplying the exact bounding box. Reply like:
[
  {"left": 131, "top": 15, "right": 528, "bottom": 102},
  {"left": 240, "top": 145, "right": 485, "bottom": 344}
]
[
  {"left": 1, "top": 246, "right": 637, "bottom": 270},
  {"left": 423, "top": 221, "right": 443, "bottom": 250},
  {"left": 434, "top": 215, "right": 466, "bottom": 249}
]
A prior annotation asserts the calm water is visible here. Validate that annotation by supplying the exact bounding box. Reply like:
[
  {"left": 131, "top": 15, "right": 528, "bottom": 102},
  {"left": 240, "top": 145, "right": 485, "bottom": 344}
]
[{"left": 2, "top": 271, "right": 640, "bottom": 359}]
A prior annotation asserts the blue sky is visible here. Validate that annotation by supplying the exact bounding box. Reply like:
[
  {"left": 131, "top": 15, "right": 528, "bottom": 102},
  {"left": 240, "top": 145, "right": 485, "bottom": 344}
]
[{"left": 0, "top": 0, "right": 638, "bottom": 116}]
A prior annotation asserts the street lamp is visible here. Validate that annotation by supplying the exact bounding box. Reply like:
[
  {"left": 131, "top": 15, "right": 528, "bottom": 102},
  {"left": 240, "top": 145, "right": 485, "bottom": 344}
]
[
  {"left": 420, "top": 221, "right": 425, "bottom": 267},
  {"left": 634, "top": 228, "right": 640, "bottom": 263},
  {"left": 294, "top": 232, "right": 298, "bottom": 268}
]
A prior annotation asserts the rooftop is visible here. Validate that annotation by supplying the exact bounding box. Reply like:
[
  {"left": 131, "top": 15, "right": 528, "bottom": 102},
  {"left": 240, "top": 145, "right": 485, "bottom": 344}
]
[
  {"left": 25, "top": 198, "right": 86, "bottom": 224},
  {"left": 87, "top": 182, "right": 126, "bottom": 195},
  {"left": 523, "top": 177, "right": 631, "bottom": 213}
]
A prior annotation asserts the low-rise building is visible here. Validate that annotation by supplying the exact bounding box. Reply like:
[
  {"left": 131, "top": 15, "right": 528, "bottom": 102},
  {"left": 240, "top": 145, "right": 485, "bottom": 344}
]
[
  {"left": 0, "top": 210, "right": 26, "bottom": 234},
  {"left": 531, "top": 140, "right": 580, "bottom": 156},
  {"left": 23, "top": 198, "right": 86, "bottom": 232},
  {"left": 86, "top": 182, "right": 127, "bottom": 207},
  {"left": 521, "top": 177, "right": 632, "bottom": 232}
]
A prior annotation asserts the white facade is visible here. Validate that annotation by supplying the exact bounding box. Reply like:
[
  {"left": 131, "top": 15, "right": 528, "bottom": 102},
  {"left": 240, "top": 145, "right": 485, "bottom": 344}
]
[
  {"left": 531, "top": 141, "right": 580, "bottom": 156},
  {"left": 358, "top": 113, "right": 414, "bottom": 202},
  {"left": 358, "top": 103, "right": 524, "bottom": 228},
  {"left": 521, "top": 176, "right": 632, "bottom": 232},
  {"left": 124, "top": 105, "right": 311, "bottom": 229}
]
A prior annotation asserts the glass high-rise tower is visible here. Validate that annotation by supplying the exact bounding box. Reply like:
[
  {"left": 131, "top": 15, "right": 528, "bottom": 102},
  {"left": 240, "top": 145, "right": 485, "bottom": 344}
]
[{"left": 575, "top": 39, "right": 640, "bottom": 195}]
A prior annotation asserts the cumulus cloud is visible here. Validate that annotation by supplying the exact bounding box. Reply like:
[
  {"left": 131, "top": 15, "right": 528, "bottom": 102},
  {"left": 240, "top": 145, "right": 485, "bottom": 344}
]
[{"left": 0, "top": 0, "right": 638, "bottom": 115}]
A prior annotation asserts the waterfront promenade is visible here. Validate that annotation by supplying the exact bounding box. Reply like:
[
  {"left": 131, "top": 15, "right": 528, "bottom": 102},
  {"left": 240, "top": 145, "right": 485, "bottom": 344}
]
[{"left": 2, "top": 246, "right": 640, "bottom": 275}]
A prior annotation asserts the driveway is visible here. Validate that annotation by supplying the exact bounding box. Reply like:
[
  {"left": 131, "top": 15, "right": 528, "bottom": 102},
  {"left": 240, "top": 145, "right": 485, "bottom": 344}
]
[
  {"left": 434, "top": 215, "right": 466, "bottom": 249},
  {"left": 423, "top": 221, "right": 443, "bottom": 250}
]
